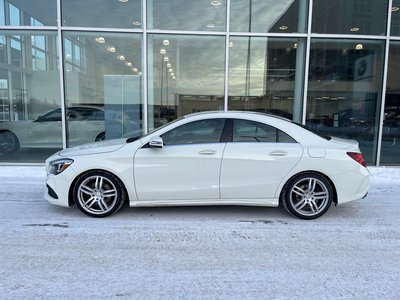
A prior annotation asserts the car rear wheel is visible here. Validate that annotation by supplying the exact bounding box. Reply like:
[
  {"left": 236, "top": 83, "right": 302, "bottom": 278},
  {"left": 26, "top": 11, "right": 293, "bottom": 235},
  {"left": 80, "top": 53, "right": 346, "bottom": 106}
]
[
  {"left": 282, "top": 172, "right": 333, "bottom": 220},
  {"left": 73, "top": 170, "right": 126, "bottom": 218},
  {"left": 0, "top": 131, "right": 20, "bottom": 154},
  {"left": 95, "top": 132, "right": 105, "bottom": 142}
]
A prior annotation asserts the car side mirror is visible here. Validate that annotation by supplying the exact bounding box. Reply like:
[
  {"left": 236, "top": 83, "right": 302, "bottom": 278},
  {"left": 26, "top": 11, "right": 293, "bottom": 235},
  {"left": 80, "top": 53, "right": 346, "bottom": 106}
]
[{"left": 149, "top": 136, "right": 164, "bottom": 148}]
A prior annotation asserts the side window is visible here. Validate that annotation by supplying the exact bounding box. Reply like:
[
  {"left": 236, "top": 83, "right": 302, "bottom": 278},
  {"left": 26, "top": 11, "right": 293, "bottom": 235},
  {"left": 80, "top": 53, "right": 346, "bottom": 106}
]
[
  {"left": 161, "top": 119, "right": 225, "bottom": 145},
  {"left": 233, "top": 119, "right": 296, "bottom": 143},
  {"left": 40, "top": 108, "right": 62, "bottom": 122}
]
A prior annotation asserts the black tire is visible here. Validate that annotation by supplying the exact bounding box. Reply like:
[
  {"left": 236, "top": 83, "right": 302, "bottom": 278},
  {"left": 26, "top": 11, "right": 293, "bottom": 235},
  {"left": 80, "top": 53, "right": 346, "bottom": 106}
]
[
  {"left": 73, "top": 170, "right": 126, "bottom": 218},
  {"left": 282, "top": 172, "right": 333, "bottom": 220},
  {"left": 0, "top": 131, "right": 20, "bottom": 154},
  {"left": 95, "top": 132, "right": 105, "bottom": 142}
]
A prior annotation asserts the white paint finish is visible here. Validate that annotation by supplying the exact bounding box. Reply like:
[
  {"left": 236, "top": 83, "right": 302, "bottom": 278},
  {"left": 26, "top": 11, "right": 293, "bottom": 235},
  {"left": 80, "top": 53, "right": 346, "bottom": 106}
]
[
  {"left": 44, "top": 111, "right": 371, "bottom": 216},
  {"left": 220, "top": 142, "right": 302, "bottom": 199},
  {"left": 307, "top": 147, "right": 326, "bottom": 158},
  {"left": 134, "top": 143, "right": 226, "bottom": 200}
]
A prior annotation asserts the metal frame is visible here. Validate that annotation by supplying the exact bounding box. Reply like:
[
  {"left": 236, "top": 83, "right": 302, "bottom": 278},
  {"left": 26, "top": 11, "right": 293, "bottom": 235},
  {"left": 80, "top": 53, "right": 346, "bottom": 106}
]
[
  {"left": 0, "top": 0, "right": 398, "bottom": 166},
  {"left": 56, "top": 0, "right": 67, "bottom": 149}
]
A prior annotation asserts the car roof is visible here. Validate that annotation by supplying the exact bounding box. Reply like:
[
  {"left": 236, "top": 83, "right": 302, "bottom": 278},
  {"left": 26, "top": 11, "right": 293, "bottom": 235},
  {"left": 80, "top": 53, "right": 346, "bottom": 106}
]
[{"left": 183, "top": 110, "right": 291, "bottom": 122}]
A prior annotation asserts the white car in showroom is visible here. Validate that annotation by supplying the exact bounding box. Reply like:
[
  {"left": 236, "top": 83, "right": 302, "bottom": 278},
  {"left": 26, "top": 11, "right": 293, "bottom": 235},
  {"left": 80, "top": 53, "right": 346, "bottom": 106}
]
[
  {"left": 45, "top": 111, "right": 370, "bottom": 220},
  {"left": 0, "top": 106, "right": 106, "bottom": 154}
]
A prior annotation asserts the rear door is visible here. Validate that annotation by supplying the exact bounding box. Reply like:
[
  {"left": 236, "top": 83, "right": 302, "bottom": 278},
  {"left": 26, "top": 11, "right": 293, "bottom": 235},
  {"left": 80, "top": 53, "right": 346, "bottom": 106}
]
[{"left": 220, "top": 119, "right": 303, "bottom": 199}]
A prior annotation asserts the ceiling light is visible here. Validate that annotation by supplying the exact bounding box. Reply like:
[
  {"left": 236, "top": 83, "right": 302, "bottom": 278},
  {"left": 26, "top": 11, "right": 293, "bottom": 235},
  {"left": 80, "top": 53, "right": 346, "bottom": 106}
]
[
  {"left": 118, "top": 55, "right": 125, "bottom": 61},
  {"left": 108, "top": 46, "right": 116, "bottom": 53},
  {"left": 119, "top": 0, "right": 129, "bottom": 2},
  {"left": 350, "top": 27, "right": 360, "bottom": 32},
  {"left": 132, "top": 21, "right": 141, "bottom": 26},
  {"left": 229, "top": 41, "right": 233, "bottom": 47},
  {"left": 392, "top": 6, "right": 400, "bottom": 12},
  {"left": 95, "top": 37, "right": 105, "bottom": 43},
  {"left": 211, "top": 0, "right": 221, "bottom": 6},
  {"left": 279, "top": 25, "right": 288, "bottom": 30},
  {"left": 163, "top": 57, "right": 169, "bottom": 62},
  {"left": 163, "top": 39, "right": 170, "bottom": 46},
  {"left": 206, "top": 23, "right": 215, "bottom": 28},
  {"left": 171, "top": 73, "right": 175, "bottom": 76},
  {"left": 133, "top": 68, "right": 138, "bottom": 72},
  {"left": 172, "top": 76, "right": 176, "bottom": 80},
  {"left": 167, "top": 63, "right": 171, "bottom": 68},
  {"left": 138, "top": 72, "right": 142, "bottom": 75},
  {"left": 355, "top": 43, "right": 363, "bottom": 50},
  {"left": 160, "top": 48, "right": 166, "bottom": 54},
  {"left": 168, "top": 69, "right": 173, "bottom": 73},
  {"left": 293, "top": 43, "right": 297, "bottom": 49},
  {"left": 126, "top": 62, "right": 132, "bottom": 67}
]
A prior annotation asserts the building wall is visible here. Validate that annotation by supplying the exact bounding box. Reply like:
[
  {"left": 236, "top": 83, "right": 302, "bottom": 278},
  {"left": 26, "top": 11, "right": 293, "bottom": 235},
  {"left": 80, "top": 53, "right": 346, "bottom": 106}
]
[{"left": 0, "top": 0, "right": 399, "bottom": 165}]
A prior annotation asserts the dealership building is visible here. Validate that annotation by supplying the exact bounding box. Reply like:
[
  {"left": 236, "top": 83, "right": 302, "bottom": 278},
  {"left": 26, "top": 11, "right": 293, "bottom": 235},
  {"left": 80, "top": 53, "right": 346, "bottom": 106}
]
[{"left": 0, "top": 0, "right": 399, "bottom": 165}]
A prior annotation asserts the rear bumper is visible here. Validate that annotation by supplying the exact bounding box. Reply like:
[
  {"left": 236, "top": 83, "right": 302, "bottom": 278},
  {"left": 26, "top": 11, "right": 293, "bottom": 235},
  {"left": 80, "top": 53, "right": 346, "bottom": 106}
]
[{"left": 334, "top": 166, "right": 370, "bottom": 205}]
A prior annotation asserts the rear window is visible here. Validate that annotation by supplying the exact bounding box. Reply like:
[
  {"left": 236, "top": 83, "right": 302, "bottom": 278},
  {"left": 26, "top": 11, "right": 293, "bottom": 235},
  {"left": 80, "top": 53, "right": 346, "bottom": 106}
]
[{"left": 295, "top": 123, "right": 331, "bottom": 141}]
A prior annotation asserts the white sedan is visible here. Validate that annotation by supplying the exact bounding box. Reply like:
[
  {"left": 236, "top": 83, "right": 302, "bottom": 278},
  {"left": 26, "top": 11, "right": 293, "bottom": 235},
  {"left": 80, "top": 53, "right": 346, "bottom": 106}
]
[
  {"left": 45, "top": 111, "right": 370, "bottom": 220},
  {"left": 0, "top": 106, "right": 105, "bottom": 154}
]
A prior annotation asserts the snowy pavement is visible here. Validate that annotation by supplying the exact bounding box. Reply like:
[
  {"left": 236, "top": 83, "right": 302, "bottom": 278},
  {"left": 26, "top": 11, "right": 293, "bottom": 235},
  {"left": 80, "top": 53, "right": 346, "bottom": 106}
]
[{"left": 0, "top": 166, "right": 399, "bottom": 299}]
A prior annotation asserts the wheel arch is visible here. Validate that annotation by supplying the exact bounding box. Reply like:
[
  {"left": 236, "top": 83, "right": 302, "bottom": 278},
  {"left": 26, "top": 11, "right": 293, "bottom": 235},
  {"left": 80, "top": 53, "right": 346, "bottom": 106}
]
[
  {"left": 279, "top": 170, "right": 338, "bottom": 206},
  {"left": 94, "top": 132, "right": 105, "bottom": 142},
  {"left": 68, "top": 168, "right": 129, "bottom": 207}
]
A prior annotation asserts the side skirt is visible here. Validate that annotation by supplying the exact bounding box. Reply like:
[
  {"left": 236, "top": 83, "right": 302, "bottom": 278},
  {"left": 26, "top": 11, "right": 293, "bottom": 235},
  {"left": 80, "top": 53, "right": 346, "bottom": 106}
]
[{"left": 129, "top": 198, "right": 279, "bottom": 208}]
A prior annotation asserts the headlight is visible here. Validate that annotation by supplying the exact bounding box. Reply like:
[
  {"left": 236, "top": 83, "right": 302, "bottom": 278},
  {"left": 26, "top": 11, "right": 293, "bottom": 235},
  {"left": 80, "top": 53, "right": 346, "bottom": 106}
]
[{"left": 49, "top": 158, "right": 74, "bottom": 175}]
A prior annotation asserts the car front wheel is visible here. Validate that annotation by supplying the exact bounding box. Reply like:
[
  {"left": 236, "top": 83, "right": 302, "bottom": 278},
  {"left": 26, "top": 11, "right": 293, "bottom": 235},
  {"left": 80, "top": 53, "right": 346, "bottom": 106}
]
[
  {"left": 282, "top": 172, "right": 333, "bottom": 220},
  {"left": 0, "top": 131, "right": 20, "bottom": 154},
  {"left": 73, "top": 170, "right": 126, "bottom": 218}
]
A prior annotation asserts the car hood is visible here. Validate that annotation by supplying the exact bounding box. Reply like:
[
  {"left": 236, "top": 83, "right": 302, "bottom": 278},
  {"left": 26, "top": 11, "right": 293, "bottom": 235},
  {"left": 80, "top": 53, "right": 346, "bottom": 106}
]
[
  {"left": 329, "top": 136, "right": 360, "bottom": 151},
  {"left": 58, "top": 138, "right": 126, "bottom": 157}
]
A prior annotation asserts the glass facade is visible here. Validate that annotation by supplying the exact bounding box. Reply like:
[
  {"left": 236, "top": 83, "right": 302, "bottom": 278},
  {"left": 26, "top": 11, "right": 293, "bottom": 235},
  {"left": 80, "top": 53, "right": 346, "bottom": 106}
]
[{"left": 0, "top": 0, "right": 399, "bottom": 165}]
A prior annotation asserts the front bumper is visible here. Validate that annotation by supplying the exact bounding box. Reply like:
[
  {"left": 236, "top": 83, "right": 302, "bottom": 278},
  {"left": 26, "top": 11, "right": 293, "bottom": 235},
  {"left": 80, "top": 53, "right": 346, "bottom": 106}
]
[{"left": 44, "top": 155, "right": 76, "bottom": 208}]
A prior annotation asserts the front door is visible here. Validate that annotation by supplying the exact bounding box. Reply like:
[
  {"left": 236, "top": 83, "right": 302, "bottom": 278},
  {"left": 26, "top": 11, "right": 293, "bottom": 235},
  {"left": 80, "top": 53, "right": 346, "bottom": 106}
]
[{"left": 134, "top": 118, "right": 226, "bottom": 201}]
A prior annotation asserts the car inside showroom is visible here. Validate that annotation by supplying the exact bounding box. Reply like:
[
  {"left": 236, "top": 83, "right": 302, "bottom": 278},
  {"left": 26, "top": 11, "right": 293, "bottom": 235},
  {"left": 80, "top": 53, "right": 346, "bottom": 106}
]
[{"left": 0, "top": 0, "right": 399, "bottom": 165}]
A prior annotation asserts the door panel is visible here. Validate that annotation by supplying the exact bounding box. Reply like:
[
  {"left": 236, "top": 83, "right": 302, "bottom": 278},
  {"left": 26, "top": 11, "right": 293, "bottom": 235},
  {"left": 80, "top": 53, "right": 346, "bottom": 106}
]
[
  {"left": 220, "top": 143, "right": 303, "bottom": 199},
  {"left": 134, "top": 143, "right": 226, "bottom": 201}
]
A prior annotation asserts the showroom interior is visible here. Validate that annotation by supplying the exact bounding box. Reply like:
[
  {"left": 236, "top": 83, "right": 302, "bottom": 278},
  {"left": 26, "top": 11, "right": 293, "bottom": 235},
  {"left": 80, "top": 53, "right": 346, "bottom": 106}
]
[{"left": 0, "top": 0, "right": 399, "bottom": 165}]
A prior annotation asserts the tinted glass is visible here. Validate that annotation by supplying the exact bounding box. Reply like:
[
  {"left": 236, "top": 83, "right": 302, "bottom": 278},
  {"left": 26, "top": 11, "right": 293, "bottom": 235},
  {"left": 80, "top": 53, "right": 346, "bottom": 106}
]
[
  {"left": 391, "top": 0, "right": 400, "bottom": 35},
  {"left": 62, "top": 0, "right": 142, "bottom": 29},
  {"left": 161, "top": 119, "right": 225, "bottom": 145},
  {"left": 306, "top": 39, "right": 385, "bottom": 164},
  {"left": 228, "top": 37, "right": 306, "bottom": 122},
  {"left": 230, "top": 0, "right": 308, "bottom": 33},
  {"left": 0, "top": 32, "right": 61, "bottom": 163},
  {"left": 149, "top": 0, "right": 226, "bottom": 31},
  {"left": 0, "top": 0, "right": 56, "bottom": 26},
  {"left": 381, "top": 42, "right": 400, "bottom": 165},
  {"left": 63, "top": 32, "right": 143, "bottom": 147},
  {"left": 148, "top": 35, "right": 225, "bottom": 131},
  {"left": 312, "top": 0, "right": 388, "bottom": 35},
  {"left": 233, "top": 119, "right": 295, "bottom": 143}
]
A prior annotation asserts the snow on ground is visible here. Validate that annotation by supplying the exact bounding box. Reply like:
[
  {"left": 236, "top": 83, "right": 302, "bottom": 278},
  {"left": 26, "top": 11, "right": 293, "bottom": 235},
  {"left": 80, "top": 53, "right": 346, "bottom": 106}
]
[{"left": 0, "top": 166, "right": 399, "bottom": 299}]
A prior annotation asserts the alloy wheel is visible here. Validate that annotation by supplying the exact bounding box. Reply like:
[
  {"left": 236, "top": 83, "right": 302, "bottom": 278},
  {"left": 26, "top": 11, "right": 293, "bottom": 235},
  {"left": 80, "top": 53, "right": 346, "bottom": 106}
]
[
  {"left": 77, "top": 175, "right": 118, "bottom": 215},
  {"left": 289, "top": 177, "right": 330, "bottom": 217}
]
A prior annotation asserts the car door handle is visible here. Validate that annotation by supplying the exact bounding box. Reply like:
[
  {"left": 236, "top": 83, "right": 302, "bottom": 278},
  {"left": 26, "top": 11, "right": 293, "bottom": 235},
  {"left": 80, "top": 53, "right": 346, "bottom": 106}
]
[
  {"left": 269, "top": 150, "right": 287, "bottom": 156},
  {"left": 198, "top": 149, "right": 216, "bottom": 155}
]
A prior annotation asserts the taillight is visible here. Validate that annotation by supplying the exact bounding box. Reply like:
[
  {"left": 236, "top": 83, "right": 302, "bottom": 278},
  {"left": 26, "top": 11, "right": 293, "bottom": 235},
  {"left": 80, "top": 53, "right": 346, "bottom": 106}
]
[{"left": 347, "top": 152, "right": 367, "bottom": 167}]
